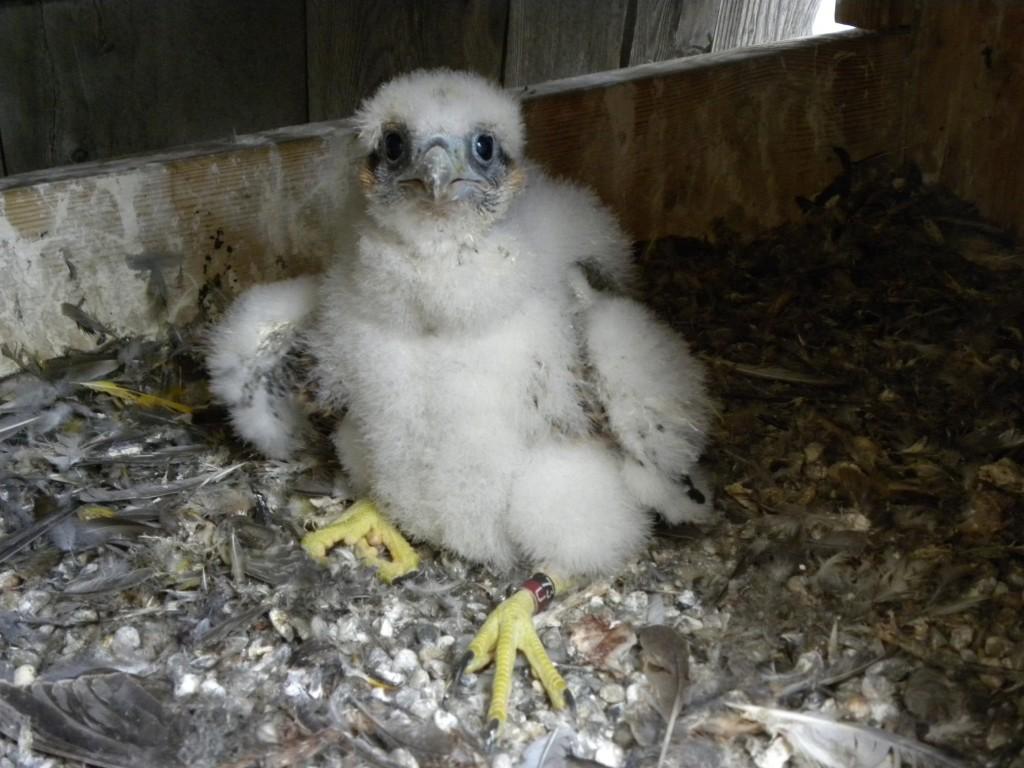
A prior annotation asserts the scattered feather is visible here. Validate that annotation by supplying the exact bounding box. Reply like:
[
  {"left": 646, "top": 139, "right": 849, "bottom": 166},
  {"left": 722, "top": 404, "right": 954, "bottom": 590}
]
[
  {"left": 638, "top": 625, "right": 690, "bottom": 768},
  {"left": 519, "top": 727, "right": 573, "bottom": 768},
  {"left": 78, "top": 463, "right": 244, "bottom": 502},
  {"left": 79, "top": 381, "right": 193, "bottom": 414},
  {"left": 730, "top": 704, "right": 968, "bottom": 768},
  {"left": 0, "top": 672, "right": 182, "bottom": 768}
]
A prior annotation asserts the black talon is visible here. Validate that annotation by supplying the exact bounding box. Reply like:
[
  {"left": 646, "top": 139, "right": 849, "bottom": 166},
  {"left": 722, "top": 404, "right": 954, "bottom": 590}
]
[
  {"left": 484, "top": 718, "right": 501, "bottom": 745},
  {"left": 564, "top": 688, "right": 577, "bottom": 715},
  {"left": 391, "top": 568, "right": 420, "bottom": 586},
  {"left": 452, "top": 650, "right": 474, "bottom": 685}
]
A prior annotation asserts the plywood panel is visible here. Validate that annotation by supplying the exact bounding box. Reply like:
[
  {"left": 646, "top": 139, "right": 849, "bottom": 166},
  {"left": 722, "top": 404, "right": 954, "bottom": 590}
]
[
  {"left": 906, "top": 1, "right": 1024, "bottom": 236},
  {"left": 712, "top": 0, "right": 819, "bottom": 51},
  {"left": 306, "top": 0, "right": 508, "bottom": 121},
  {"left": 0, "top": 0, "right": 308, "bottom": 176},
  {"left": 523, "top": 30, "right": 911, "bottom": 241},
  {"left": 629, "top": 0, "right": 719, "bottom": 64},
  {"left": 504, "top": 0, "right": 631, "bottom": 87}
]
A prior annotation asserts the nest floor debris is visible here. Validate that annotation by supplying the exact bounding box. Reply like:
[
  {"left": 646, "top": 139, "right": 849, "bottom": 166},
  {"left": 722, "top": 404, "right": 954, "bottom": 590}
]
[{"left": 1, "top": 158, "right": 1022, "bottom": 768}]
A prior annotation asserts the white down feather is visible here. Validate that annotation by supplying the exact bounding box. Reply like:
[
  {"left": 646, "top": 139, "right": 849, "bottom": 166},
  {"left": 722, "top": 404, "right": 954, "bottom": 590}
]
[{"left": 207, "top": 69, "right": 715, "bottom": 576}]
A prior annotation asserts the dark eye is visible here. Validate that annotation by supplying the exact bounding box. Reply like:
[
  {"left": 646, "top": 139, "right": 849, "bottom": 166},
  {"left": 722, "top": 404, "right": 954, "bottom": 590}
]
[
  {"left": 383, "top": 131, "right": 405, "bottom": 163},
  {"left": 473, "top": 134, "right": 495, "bottom": 163}
]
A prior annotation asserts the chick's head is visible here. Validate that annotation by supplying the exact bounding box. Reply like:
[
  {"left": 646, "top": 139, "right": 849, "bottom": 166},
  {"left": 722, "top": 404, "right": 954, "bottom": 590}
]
[{"left": 354, "top": 69, "right": 526, "bottom": 234}]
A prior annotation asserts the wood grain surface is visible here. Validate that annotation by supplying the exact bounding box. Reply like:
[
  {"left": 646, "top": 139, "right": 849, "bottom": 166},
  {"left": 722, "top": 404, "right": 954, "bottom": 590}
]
[
  {"left": 712, "top": 0, "right": 819, "bottom": 51},
  {"left": 835, "top": 0, "right": 918, "bottom": 30},
  {"left": 629, "top": 0, "right": 719, "bottom": 64},
  {"left": 523, "top": 30, "right": 911, "bottom": 241},
  {"left": 0, "top": 0, "right": 308, "bottom": 175},
  {"left": 907, "top": 1, "right": 1024, "bottom": 236},
  {"left": 503, "top": 0, "right": 633, "bottom": 86},
  {"left": 306, "top": 0, "right": 508, "bottom": 121}
]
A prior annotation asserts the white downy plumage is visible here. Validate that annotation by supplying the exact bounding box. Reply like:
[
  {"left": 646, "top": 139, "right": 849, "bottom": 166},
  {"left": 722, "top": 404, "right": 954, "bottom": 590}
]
[{"left": 207, "top": 69, "right": 713, "bottom": 578}]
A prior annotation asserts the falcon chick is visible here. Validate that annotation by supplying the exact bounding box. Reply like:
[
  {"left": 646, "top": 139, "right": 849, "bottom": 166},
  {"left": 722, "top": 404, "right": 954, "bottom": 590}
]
[{"left": 207, "top": 69, "right": 713, "bottom": 729}]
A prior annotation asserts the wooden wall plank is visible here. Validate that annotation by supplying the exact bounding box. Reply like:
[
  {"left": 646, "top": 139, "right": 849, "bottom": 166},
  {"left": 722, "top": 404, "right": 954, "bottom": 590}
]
[
  {"left": 0, "top": 0, "right": 308, "bottom": 176},
  {"left": 504, "top": 0, "right": 631, "bottom": 87},
  {"left": 906, "top": 1, "right": 1024, "bottom": 236},
  {"left": 836, "top": 0, "right": 917, "bottom": 30},
  {"left": 306, "top": 0, "right": 508, "bottom": 121},
  {"left": 523, "top": 30, "right": 911, "bottom": 241},
  {"left": 629, "top": 0, "right": 719, "bottom": 64},
  {"left": 712, "top": 0, "right": 819, "bottom": 51},
  {"left": 0, "top": 125, "right": 358, "bottom": 377}
]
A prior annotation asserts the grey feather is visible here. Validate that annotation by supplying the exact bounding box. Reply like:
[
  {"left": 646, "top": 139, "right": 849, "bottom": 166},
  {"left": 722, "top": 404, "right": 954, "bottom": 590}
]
[{"left": 730, "top": 703, "right": 969, "bottom": 768}]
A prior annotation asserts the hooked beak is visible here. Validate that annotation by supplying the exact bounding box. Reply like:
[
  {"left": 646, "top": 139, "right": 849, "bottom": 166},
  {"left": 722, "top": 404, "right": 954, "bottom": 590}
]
[
  {"left": 419, "top": 145, "right": 454, "bottom": 202},
  {"left": 399, "top": 137, "right": 484, "bottom": 204}
]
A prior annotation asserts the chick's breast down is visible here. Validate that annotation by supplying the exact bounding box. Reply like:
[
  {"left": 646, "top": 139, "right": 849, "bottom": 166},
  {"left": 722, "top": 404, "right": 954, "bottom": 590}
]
[{"left": 208, "top": 70, "right": 713, "bottom": 579}]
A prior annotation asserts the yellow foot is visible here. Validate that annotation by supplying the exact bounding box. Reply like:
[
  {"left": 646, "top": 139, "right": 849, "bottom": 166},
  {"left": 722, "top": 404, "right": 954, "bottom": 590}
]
[
  {"left": 301, "top": 499, "right": 419, "bottom": 583},
  {"left": 455, "top": 589, "right": 571, "bottom": 733}
]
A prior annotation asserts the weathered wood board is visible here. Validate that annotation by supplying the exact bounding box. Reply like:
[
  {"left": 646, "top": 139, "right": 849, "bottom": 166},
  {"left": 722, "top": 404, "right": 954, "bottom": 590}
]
[
  {"left": 2, "top": 0, "right": 834, "bottom": 175},
  {"left": 0, "top": 0, "right": 308, "bottom": 176},
  {"left": 629, "top": 0, "right": 720, "bottom": 63},
  {"left": 905, "top": 1, "right": 1024, "bottom": 237},
  {"left": 306, "top": 0, "right": 509, "bottom": 121},
  {"left": 0, "top": 126, "right": 360, "bottom": 375},
  {"left": 524, "top": 30, "right": 911, "bottom": 242},
  {"left": 0, "top": 29, "right": 912, "bottom": 376},
  {"left": 503, "top": 0, "right": 633, "bottom": 87},
  {"left": 712, "top": 0, "right": 819, "bottom": 51},
  {"left": 835, "top": 0, "right": 918, "bottom": 30}
]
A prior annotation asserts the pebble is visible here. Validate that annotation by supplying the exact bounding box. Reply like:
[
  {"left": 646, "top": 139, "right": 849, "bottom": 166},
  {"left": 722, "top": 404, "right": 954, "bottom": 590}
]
[
  {"left": 309, "top": 615, "right": 330, "bottom": 640},
  {"left": 408, "top": 668, "right": 430, "bottom": 689},
  {"left": 200, "top": 677, "right": 227, "bottom": 697},
  {"left": 424, "top": 659, "right": 450, "bottom": 680},
  {"left": 256, "top": 720, "right": 279, "bottom": 744},
  {"left": 12, "top": 665, "right": 35, "bottom": 688},
  {"left": 946, "top": 626, "right": 970, "bottom": 651},
  {"left": 111, "top": 625, "right": 141, "bottom": 656},
  {"left": 676, "top": 589, "right": 698, "bottom": 609},
  {"left": 414, "top": 622, "right": 440, "bottom": 645},
  {"left": 593, "top": 741, "right": 624, "bottom": 767},
  {"left": 268, "top": 609, "right": 294, "bottom": 642},
  {"left": 393, "top": 648, "right": 419, "bottom": 672},
  {"left": 676, "top": 615, "right": 704, "bottom": 632},
  {"left": 388, "top": 748, "right": 418, "bottom": 768},
  {"left": 0, "top": 571, "right": 19, "bottom": 590},
  {"left": 599, "top": 684, "right": 626, "bottom": 704},
  {"left": 175, "top": 673, "right": 200, "bottom": 697},
  {"left": 433, "top": 708, "right": 459, "bottom": 732},
  {"left": 409, "top": 697, "right": 437, "bottom": 721},
  {"left": 986, "top": 720, "right": 1014, "bottom": 751},
  {"left": 754, "top": 736, "right": 792, "bottom": 768},
  {"left": 622, "top": 590, "right": 648, "bottom": 615}
]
